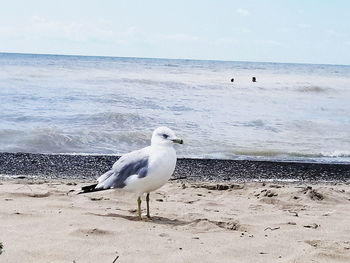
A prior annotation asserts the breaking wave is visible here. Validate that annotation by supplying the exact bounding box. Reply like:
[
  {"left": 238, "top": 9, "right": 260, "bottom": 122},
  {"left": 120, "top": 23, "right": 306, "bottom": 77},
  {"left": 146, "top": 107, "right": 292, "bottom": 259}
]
[{"left": 297, "top": 85, "right": 330, "bottom": 93}]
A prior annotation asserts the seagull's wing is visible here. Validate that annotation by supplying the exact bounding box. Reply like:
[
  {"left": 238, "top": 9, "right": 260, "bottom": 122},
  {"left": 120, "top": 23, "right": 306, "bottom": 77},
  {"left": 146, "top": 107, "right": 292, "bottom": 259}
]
[{"left": 96, "top": 147, "right": 150, "bottom": 190}]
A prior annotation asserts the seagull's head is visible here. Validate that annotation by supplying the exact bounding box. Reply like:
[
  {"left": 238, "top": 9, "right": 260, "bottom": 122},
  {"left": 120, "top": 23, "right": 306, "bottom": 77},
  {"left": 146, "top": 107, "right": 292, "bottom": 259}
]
[{"left": 151, "top": 126, "right": 183, "bottom": 147}]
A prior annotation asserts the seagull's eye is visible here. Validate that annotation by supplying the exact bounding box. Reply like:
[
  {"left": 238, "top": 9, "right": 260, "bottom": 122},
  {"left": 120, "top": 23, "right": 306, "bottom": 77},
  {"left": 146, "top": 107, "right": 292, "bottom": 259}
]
[{"left": 162, "top": 134, "right": 169, "bottom": 139}]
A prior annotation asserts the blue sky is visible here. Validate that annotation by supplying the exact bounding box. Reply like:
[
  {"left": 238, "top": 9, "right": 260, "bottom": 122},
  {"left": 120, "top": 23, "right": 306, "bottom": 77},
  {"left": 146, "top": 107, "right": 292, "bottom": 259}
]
[{"left": 0, "top": 0, "right": 349, "bottom": 65}]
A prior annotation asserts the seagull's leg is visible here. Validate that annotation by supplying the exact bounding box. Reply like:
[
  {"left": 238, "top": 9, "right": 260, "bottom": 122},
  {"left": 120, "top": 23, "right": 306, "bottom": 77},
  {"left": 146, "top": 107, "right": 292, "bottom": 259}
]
[
  {"left": 137, "top": 196, "right": 142, "bottom": 220},
  {"left": 146, "top": 193, "right": 151, "bottom": 218}
]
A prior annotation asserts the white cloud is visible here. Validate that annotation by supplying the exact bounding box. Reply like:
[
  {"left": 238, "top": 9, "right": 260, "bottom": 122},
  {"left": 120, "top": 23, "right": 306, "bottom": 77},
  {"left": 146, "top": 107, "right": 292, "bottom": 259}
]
[
  {"left": 0, "top": 15, "right": 204, "bottom": 50},
  {"left": 232, "top": 27, "right": 251, "bottom": 34},
  {"left": 26, "top": 16, "right": 116, "bottom": 42},
  {"left": 214, "top": 37, "right": 239, "bottom": 45},
  {"left": 258, "top": 40, "right": 286, "bottom": 47},
  {"left": 297, "top": 23, "right": 311, "bottom": 29},
  {"left": 0, "top": 25, "right": 18, "bottom": 38},
  {"left": 326, "top": 29, "right": 345, "bottom": 38},
  {"left": 165, "top": 33, "right": 199, "bottom": 42},
  {"left": 236, "top": 8, "right": 250, "bottom": 16},
  {"left": 0, "top": 16, "right": 141, "bottom": 45}
]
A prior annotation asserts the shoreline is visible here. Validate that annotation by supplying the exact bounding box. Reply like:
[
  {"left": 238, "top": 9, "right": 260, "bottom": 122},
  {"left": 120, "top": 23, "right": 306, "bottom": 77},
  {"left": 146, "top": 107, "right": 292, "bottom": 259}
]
[{"left": 1, "top": 152, "right": 349, "bottom": 182}]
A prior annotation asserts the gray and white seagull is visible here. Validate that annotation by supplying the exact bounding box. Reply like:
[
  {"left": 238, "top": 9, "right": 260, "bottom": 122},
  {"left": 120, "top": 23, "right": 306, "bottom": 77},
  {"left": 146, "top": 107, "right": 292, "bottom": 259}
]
[{"left": 80, "top": 126, "right": 183, "bottom": 220}]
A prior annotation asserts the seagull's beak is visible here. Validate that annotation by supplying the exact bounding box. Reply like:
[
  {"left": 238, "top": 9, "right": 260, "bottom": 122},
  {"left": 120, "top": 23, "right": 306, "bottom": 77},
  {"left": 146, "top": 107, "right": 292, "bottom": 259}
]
[{"left": 172, "top": 138, "right": 183, "bottom": 144}]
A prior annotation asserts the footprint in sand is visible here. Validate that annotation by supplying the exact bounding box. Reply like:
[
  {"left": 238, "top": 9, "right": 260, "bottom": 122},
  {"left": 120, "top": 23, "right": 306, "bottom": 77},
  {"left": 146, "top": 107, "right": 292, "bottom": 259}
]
[
  {"left": 186, "top": 218, "right": 244, "bottom": 233},
  {"left": 9, "top": 192, "right": 51, "bottom": 198},
  {"left": 71, "top": 228, "right": 113, "bottom": 237},
  {"left": 305, "top": 240, "right": 350, "bottom": 260}
]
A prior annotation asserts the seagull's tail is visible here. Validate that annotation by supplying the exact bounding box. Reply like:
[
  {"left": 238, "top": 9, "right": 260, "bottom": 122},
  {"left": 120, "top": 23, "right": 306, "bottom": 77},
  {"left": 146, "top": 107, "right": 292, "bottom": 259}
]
[{"left": 78, "top": 183, "right": 102, "bottom": 194}]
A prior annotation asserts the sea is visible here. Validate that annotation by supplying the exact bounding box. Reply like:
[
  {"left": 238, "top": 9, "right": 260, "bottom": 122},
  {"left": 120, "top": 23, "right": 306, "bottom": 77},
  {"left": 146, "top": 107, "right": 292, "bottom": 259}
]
[{"left": 0, "top": 52, "right": 349, "bottom": 163}]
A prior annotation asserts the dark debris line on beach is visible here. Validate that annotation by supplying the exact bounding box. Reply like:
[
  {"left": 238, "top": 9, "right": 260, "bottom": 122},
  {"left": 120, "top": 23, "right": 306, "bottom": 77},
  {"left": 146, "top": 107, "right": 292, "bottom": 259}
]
[{"left": 0, "top": 152, "right": 349, "bottom": 182}]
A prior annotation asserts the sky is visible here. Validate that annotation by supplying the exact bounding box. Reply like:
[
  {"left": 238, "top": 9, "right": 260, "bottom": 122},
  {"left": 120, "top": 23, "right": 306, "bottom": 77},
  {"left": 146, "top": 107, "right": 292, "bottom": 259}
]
[{"left": 0, "top": 0, "right": 349, "bottom": 65}]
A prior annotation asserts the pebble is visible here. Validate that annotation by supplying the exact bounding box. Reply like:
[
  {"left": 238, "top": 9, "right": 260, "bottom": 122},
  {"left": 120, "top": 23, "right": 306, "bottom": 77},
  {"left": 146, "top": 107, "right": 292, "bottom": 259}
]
[{"left": 0, "top": 152, "right": 349, "bottom": 182}]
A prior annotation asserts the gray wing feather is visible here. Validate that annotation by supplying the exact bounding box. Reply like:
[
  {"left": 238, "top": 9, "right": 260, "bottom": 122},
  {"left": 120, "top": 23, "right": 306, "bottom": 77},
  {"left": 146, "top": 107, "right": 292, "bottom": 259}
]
[
  {"left": 96, "top": 148, "right": 149, "bottom": 189},
  {"left": 96, "top": 169, "right": 114, "bottom": 184}
]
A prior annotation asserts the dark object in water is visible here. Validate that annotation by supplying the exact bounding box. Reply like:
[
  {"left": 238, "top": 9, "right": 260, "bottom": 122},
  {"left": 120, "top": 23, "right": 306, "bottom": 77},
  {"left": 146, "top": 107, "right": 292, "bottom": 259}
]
[
  {"left": 252, "top": 77, "right": 257, "bottom": 82},
  {"left": 231, "top": 78, "right": 234, "bottom": 82}
]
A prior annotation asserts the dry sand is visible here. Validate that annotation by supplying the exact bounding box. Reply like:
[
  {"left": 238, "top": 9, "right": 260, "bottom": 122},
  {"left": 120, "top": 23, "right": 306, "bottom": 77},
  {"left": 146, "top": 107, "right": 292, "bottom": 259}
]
[{"left": 0, "top": 178, "right": 349, "bottom": 263}]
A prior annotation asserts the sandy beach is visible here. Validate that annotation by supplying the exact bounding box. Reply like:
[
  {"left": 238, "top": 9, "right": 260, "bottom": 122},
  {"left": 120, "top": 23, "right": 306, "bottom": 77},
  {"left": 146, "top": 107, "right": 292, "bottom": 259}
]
[
  {"left": 2, "top": 2, "right": 350, "bottom": 263},
  {"left": 0, "top": 178, "right": 349, "bottom": 263}
]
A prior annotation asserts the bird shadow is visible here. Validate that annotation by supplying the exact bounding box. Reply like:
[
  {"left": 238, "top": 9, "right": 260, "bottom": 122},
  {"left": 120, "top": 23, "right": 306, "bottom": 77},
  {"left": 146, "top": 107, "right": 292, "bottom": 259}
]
[{"left": 88, "top": 212, "right": 189, "bottom": 226}]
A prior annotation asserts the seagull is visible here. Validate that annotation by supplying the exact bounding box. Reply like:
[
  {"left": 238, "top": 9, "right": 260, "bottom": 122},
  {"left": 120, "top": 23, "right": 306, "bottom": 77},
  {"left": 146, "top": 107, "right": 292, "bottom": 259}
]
[{"left": 80, "top": 126, "right": 183, "bottom": 220}]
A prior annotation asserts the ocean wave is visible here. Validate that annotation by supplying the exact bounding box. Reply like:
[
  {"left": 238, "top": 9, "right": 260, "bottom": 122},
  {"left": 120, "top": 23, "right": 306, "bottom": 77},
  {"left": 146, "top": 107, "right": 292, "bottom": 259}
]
[
  {"left": 1, "top": 126, "right": 350, "bottom": 163},
  {"left": 79, "top": 112, "right": 147, "bottom": 124},
  {"left": 0, "top": 128, "right": 80, "bottom": 153},
  {"left": 65, "top": 111, "right": 162, "bottom": 130},
  {"left": 163, "top": 63, "right": 180, "bottom": 67},
  {"left": 230, "top": 149, "right": 350, "bottom": 160},
  {"left": 117, "top": 77, "right": 187, "bottom": 89},
  {"left": 299, "top": 151, "right": 350, "bottom": 158},
  {"left": 296, "top": 85, "right": 330, "bottom": 93},
  {"left": 232, "top": 120, "right": 280, "bottom": 133},
  {"left": 0, "top": 127, "right": 152, "bottom": 154}
]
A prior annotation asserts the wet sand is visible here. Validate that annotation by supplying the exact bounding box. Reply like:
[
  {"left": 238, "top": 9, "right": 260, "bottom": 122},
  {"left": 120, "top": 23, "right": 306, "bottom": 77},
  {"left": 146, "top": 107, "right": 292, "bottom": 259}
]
[{"left": 0, "top": 179, "right": 349, "bottom": 263}]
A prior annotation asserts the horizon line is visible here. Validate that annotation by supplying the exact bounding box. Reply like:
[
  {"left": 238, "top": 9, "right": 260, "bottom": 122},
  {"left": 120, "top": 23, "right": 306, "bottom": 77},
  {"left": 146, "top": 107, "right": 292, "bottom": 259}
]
[{"left": 0, "top": 51, "right": 349, "bottom": 67}]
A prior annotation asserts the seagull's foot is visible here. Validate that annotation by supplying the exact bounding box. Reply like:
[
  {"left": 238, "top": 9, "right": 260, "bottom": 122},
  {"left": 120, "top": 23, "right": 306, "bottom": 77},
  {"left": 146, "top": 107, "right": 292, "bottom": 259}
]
[
  {"left": 144, "top": 216, "right": 153, "bottom": 222},
  {"left": 137, "top": 196, "right": 142, "bottom": 220},
  {"left": 146, "top": 193, "right": 151, "bottom": 219},
  {"left": 134, "top": 214, "right": 153, "bottom": 221}
]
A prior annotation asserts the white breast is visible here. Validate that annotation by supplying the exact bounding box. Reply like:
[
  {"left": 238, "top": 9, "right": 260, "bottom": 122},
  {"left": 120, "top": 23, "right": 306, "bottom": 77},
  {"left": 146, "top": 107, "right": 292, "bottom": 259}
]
[{"left": 124, "top": 145, "right": 177, "bottom": 196}]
